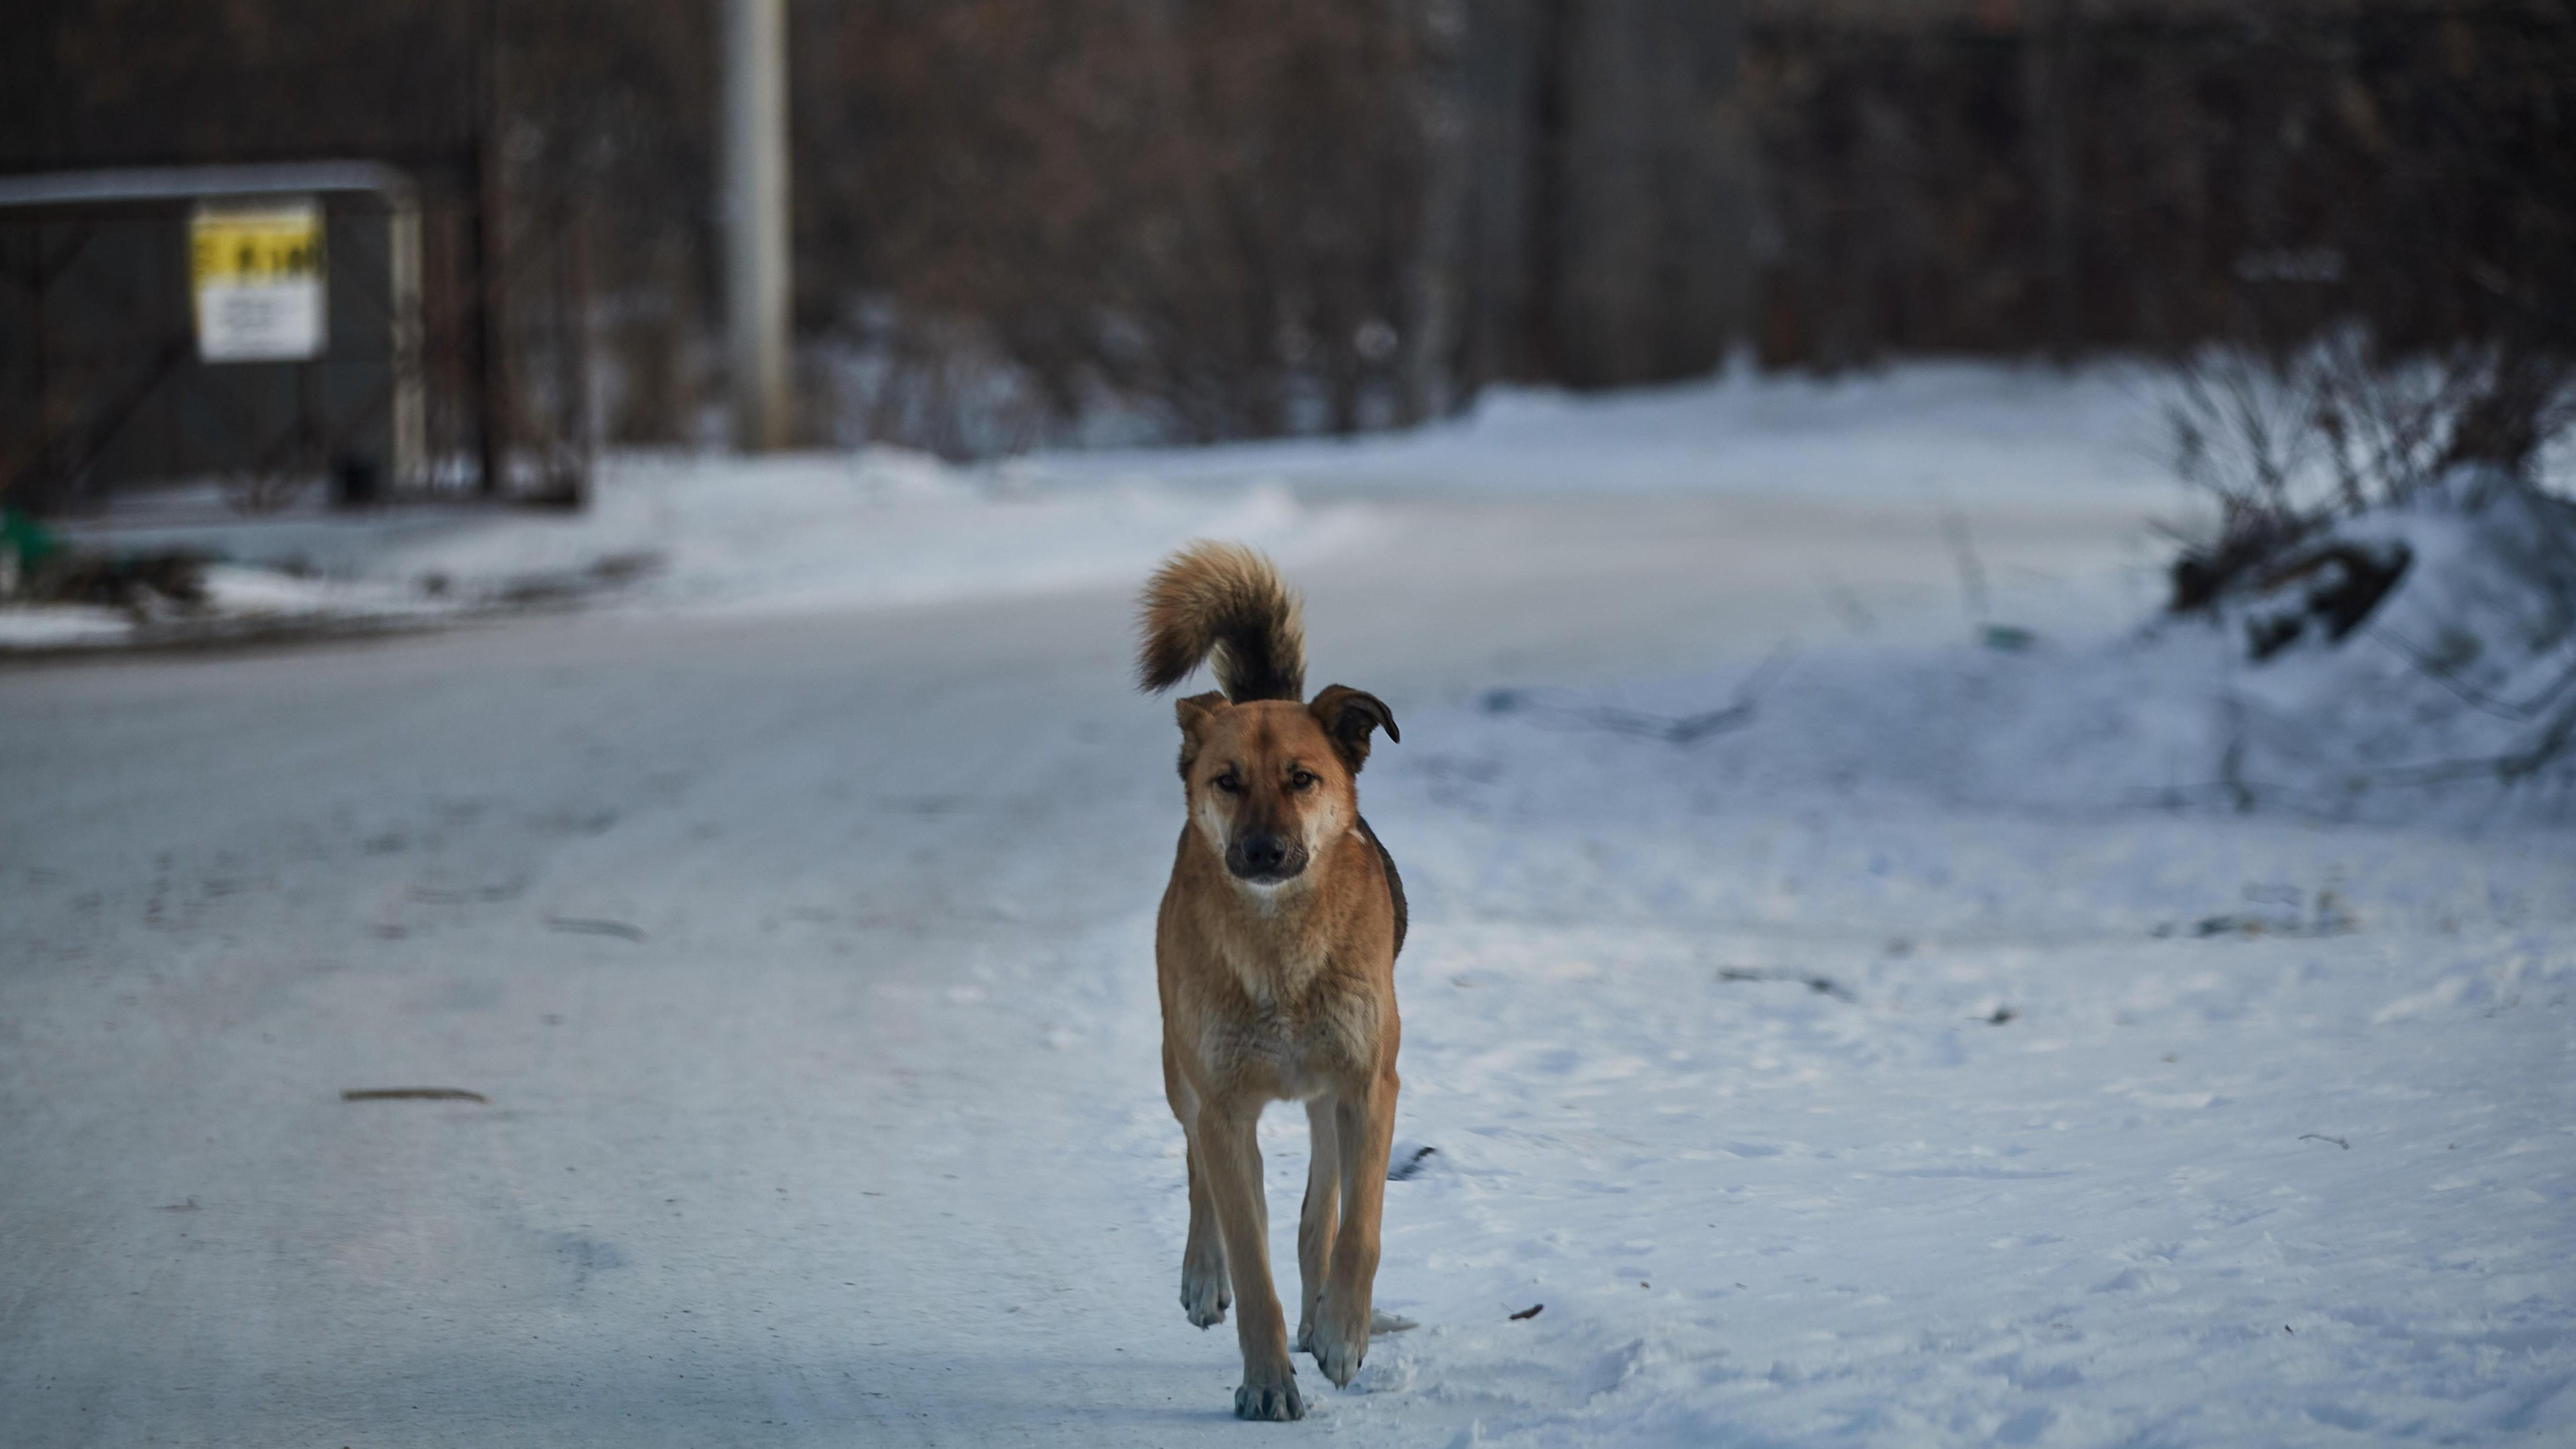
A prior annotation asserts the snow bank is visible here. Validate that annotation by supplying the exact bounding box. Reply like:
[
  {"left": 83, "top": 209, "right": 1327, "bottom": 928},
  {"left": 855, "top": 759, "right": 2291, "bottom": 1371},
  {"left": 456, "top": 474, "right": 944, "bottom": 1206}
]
[
  {"left": 1020, "top": 359, "right": 2182, "bottom": 502},
  {"left": 1363, "top": 470, "right": 2576, "bottom": 830},
  {"left": 4, "top": 361, "right": 2199, "bottom": 654},
  {"left": 3, "top": 447, "right": 1385, "bottom": 651},
  {"left": 0, "top": 604, "right": 130, "bottom": 648},
  {"left": 383, "top": 449, "right": 1376, "bottom": 618},
  {"left": 2212, "top": 475, "right": 2576, "bottom": 810}
]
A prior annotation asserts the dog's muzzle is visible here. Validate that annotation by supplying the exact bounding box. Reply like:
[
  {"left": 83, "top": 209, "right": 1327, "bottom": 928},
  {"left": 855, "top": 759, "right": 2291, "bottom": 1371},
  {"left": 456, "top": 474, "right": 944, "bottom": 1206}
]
[{"left": 1226, "top": 832, "right": 1309, "bottom": 884}]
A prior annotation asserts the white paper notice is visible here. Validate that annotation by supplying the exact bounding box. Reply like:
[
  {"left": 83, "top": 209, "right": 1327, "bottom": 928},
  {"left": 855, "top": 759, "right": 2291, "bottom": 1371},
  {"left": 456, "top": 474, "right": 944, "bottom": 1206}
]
[{"left": 192, "top": 200, "right": 327, "bottom": 362}]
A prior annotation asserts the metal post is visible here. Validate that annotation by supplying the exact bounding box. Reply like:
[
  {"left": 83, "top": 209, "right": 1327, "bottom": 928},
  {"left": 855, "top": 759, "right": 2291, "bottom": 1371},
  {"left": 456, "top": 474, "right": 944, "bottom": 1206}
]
[
  {"left": 388, "top": 194, "right": 425, "bottom": 489},
  {"left": 28, "top": 219, "right": 52, "bottom": 507},
  {"left": 473, "top": 0, "right": 512, "bottom": 495},
  {"left": 719, "top": 0, "right": 792, "bottom": 451}
]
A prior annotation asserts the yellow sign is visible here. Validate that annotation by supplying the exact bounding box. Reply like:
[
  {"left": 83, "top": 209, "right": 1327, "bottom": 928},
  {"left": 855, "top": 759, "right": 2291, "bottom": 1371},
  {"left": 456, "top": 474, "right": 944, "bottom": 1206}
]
[
  {"left": 191, "top": 205, "right": 323, "bottom": 286},
  {"left": 191, "top": 200, "right": 327, "bottom": 361}
]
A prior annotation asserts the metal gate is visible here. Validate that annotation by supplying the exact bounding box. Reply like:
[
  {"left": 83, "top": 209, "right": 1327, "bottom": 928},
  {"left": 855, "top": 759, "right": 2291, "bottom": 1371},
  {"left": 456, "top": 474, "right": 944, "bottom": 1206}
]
[{"left": 1, "top": 158, "right": 591, "bottom": 515}]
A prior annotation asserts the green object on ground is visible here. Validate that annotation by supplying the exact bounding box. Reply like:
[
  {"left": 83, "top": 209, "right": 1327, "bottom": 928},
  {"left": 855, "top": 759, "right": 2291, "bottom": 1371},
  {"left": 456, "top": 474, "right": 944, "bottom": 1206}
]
[{"left": 2, "top": 506, "right": 64, "bottom": 571}]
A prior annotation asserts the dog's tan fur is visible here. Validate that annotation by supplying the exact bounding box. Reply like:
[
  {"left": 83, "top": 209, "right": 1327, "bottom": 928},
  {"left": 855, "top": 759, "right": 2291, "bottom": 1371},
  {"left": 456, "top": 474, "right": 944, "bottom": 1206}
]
[{"left": 1138, "top": 543, "right": 1404, "bottom": 1422}]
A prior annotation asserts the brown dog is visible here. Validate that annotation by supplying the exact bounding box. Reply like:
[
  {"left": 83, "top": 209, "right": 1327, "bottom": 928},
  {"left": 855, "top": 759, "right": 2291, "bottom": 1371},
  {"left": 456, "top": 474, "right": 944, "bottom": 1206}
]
[{"left": 1137, "top": 542, "right": 1406, "bottom": 1422}]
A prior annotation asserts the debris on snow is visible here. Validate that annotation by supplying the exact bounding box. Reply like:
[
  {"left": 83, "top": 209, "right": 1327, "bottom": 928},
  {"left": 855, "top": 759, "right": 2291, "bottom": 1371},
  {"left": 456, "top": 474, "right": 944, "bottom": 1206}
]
[
  {"left": 1717, "top": 967, "right": 1856, "bottom": 1002},
  {"left": 545, "top": 916, "right": 648, "bottom": 942},
  {"left": 1476, "top": 646, "right": 1793, "bottom": 746}
]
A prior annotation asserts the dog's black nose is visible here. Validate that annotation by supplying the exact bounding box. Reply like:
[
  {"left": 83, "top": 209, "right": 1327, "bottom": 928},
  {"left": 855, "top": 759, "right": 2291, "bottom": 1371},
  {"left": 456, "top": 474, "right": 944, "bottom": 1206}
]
[{"left": 1227, "top": 832, "right": 1305, "bottom": 881}]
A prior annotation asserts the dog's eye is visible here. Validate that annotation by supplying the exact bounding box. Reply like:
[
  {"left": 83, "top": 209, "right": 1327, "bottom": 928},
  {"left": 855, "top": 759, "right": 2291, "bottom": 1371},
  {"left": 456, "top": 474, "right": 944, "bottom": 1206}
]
[
  {"left": 1212, "top": 772, "right": 1242, "bottom": 794},
  {"left": 1288, "top": 769, "right": 1318, "bottom": 791}
]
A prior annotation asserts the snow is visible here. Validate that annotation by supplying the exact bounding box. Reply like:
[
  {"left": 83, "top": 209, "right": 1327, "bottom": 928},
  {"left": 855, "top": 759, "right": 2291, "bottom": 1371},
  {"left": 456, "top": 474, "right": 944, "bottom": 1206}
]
[
  {"left": 6, "top": 361, "right": 2183, "bottom": 653},
  {"left": 0, "top": 603, "right": 129, "bottom": 647},
  {"left": 393, "top": 452, "right": 1378, "bottom": 618},
  {"left": 3, "top": 361, "right": 2571, "bottom": 1447},
  {"left": 2208, "top": 475, "right": 2576, "bottom": 816},
  {"left": 1319, "top": 691, "right": 2574, "bottom": 1445},
  {"left": 1022, "top": 359, "right": 2182, "bottom": 502},
  {"left": 6, "top": 449, "right": 1382, "bottom": 648}
]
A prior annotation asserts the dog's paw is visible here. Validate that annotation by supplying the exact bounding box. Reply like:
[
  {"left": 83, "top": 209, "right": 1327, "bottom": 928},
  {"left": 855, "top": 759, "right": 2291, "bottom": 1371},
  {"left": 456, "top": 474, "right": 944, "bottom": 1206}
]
[
  {"left": 1234, "top": 1374, "right": 1306, "bottom": 1422},
  {"left": 1304, "top": 1305, "right": 1411, "bottom": 1350},
  {"left": 1181, "top": 1265, "right": 1230, "bottom": 1328},
  {"left": 1309, "top": 1306, "right": 1367, "bottom": 1388}
]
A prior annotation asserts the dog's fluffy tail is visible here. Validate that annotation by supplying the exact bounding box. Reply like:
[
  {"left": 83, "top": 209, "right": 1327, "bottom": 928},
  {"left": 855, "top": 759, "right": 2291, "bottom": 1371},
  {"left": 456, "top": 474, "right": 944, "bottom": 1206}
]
[{"left": 1136, "top": 542, "right": 1306, "bottom": 702}]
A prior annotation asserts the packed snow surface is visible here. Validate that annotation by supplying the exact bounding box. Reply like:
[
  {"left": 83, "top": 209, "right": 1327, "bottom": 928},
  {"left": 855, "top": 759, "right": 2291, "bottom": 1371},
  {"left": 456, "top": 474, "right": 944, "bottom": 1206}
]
[
  {"left": 3, "top": 363, "right": 2570, "bottom": 1447},
  {"left": 6, "top": 361, "right": 2178, "bottom": 649},
  {"left": 3, "top": 450, "right": 1370, "bottom": 647}
]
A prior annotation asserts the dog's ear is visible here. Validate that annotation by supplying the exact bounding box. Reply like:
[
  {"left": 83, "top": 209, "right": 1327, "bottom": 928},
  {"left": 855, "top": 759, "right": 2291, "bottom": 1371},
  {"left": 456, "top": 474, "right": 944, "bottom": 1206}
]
[
  {"left": 1308, "top": 685, "right": 1399, "bottom": 773},
  {"left": 1174, "top": 691, "right": 1228, "bottom": 777},
  {"left": 1176, "top": 690, "right": 1229, "bottom": 732}
]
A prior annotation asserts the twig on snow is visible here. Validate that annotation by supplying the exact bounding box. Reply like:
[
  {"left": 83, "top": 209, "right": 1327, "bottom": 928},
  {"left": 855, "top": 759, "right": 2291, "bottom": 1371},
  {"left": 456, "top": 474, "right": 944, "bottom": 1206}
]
[
  {"left": 1480, "top": 642, "right": 1796, "bottom": 746},
  {"left": 2350, "top": 696, "right": 2576, "bottom": 786},
  {"left": 1718, "top": 967, "right": 1855, "bottom": 1002},
  {"left": 2363, "top": 620, "right": 2576, "bottom": 723},
  {"left": 546, "top": 915, "right": 647, "bottom": 941},
  {"left": 1941, "top": 506, "right": 1992, "bottom": 630},
  {"left": 341, "top": 1087, "right": 490, "bottom": 1104}
]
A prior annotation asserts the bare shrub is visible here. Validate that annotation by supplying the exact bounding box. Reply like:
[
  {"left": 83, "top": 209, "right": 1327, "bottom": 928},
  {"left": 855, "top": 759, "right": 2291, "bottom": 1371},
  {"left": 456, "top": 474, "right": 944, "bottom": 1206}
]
[
  {"left": 2165, "top": 335, "right": 2576, "bottom": 610},
  {"left": 814, "top": 306, "right": 1074, "bottom": 461}
]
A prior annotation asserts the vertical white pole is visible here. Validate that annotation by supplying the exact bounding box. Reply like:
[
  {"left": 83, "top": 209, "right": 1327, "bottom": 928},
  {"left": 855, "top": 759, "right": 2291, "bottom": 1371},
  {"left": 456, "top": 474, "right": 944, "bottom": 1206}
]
[
  {"left": 388, "top": 195, "right": 427, "bottom": 486},
  {"left": 720, "top": 0, "right": 792, "bottom": 450}
]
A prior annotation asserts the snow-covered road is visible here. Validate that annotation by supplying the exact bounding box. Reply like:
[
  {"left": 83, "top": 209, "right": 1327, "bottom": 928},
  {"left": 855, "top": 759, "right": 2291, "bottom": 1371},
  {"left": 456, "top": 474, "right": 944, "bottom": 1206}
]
[{"left": 5, "top": 432, "right": 2573, "bottom": 1445}]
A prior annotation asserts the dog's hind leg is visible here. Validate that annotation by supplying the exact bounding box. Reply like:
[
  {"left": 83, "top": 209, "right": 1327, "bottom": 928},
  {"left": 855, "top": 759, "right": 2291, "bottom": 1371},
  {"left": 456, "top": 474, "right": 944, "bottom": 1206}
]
[
  {"left": 1310, "top": 1069, "right": 1400, "bottom": 1388},
  {"left": 1166, "top": 1041, "right": 1229, "bottom": 1328},
  {"left": 1294, "top": 1097, "right": 1342, "bottom": 1355}
]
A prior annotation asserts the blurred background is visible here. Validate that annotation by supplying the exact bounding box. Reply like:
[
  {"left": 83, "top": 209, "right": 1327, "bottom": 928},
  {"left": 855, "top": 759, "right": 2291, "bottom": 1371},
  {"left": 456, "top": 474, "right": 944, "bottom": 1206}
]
[{"left": 6, "top": 0, "right": 2568, "bottom": 489}]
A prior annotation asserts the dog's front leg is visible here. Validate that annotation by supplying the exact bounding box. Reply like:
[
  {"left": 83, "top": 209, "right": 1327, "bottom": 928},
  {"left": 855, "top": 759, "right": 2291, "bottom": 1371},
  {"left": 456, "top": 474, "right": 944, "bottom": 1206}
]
[
  {"left": 1310, "top": 1069, "right": 1399, "bottom": 1388},
  {"left": 1180, "top": 1138, "right": 1231, "bottom": 1327},
  {"left": 1294, "top": 1097, "right": 1342, "bottom": 1355},
  {"left": 1196, "top": 1098, "right": 1303, "bottom": 1421},
  {"left": 1168, "top": 1042, "right": 1231, "bottom": 1329}
]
